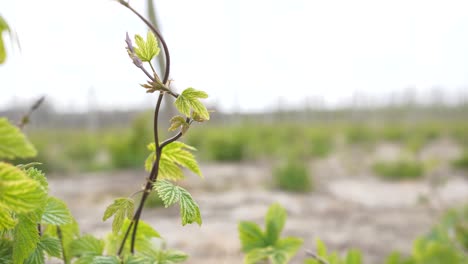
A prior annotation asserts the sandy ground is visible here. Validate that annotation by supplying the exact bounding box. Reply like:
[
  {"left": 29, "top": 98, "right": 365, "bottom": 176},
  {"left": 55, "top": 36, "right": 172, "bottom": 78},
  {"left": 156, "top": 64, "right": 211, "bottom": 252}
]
[{"left": 47, "top": 140, "right": 468, "bottom": 264}]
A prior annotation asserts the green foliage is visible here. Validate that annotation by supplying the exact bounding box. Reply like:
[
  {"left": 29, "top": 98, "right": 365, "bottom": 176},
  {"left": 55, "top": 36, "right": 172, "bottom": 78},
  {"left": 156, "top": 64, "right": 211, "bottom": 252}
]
[
  {"left": 273, "top": 160, "right": 312, "bottom": 192},
  {"left": 0, "top": 16, "right": 10, "bottom": 64},
  {"left": 134, "top": 31, "right": 160, "bottom": 62},
  {"left": 304, "top": 240, "right": 363, "bottom": 264},
  {"left": 102, "top": 197, "right": 135, "bottom": 233},
  {"left": 207, "top": 134, "right": 245, "bottom": 161},
  {"left": 452, "top": 151, "right": 468, "bottom": 170},
  {"left": 41, "top": 197, "right": 73, "bottom": 225},
  {"left": 70, "top": 235, "right": 104, "bottom": 259},
  {"left": 308, "top": 131, "right": 333, "bottom": 158},
  {"left": 372, "top": 160, "right": 424, "bottom": 180},
  {"left": 108, "top": 113, "right": 153, "bottom": 169},
  {"left": 143, "top": 191, "right": 166, "bottom": 208},
  {"left": 345, "top": 125, "right": 375, "bottom": 145},
  {"left": 238, "top": 203, "right": 303, "bottom": 264},
  {"left": 13, "top": 214, "right": 41, "bottom": 264},
  {"left": 104, "top": 219, "right": 160, "bottom": 256},
  {"left": 153, "top": 180, "right": 202, "bottom": 226},
  {"left": 146, "top": 141, "right": 202, "bottom": 180},
  {"left": 0, "top": 163, "right": 47, "bottom": 229},
  {"left": 175, "top": 88, "right": 210, "bottom": 120},
  {"left": 169, "top": 116, "right": 189, "bottom": 134},
  {"left": 0, "top": 118, "right": 37, "bottom": 159}
]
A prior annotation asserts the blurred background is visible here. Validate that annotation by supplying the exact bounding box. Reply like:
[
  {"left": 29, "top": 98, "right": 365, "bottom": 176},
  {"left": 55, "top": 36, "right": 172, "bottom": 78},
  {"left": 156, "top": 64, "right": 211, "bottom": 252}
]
[{"left": 1, "top": 0, "right": 468, "bottom": 263}]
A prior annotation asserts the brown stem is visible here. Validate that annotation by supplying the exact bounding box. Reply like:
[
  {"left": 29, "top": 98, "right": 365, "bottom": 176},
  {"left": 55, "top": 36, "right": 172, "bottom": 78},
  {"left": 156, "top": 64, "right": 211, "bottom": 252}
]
[{"left": 18, "top": 96, "right": 45, "bottom": 129}]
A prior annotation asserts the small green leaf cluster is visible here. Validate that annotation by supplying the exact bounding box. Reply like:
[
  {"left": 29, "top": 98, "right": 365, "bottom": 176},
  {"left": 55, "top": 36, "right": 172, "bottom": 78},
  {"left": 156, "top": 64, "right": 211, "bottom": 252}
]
[
  {"left": 238, "top": 203, "right": 303, "bottom": 264},
  {"left": 273, "top": 160, "right": 312, "bottom": 192},
  {"left": 0, "top": 118, "right": 73, "bottom": 263},
  {"left": 372, "top": 159, "right": 425, "bottom": 180},
  {"left": 304, "top": 239, "right": 362, "bottom": 264}
]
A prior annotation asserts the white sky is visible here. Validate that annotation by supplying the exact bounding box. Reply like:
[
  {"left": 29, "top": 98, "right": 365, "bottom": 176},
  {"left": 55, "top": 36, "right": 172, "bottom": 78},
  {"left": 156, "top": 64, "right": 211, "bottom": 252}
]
[{"left": 1, "top": 0, "right": 468, "bottom": 112}]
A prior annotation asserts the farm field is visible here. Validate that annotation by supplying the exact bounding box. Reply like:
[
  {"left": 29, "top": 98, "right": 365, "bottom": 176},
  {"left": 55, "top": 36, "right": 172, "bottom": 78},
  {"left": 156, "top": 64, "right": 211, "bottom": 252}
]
[{"left": 40, "top": 125, "right": 468, "bottom": 263}]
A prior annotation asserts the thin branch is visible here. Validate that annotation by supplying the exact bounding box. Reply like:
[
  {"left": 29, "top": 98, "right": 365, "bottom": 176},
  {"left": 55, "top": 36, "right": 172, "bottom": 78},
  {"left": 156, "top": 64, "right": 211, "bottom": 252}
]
[
  {"left": 160, "top": 131, "right": 183, "bottom": 150},
  {"left": 117, "top": 220, "right": 134, "bottom": 256},
  {"left": 306, "top": 250, "right": 330, "bottom": 264},
  {"left": 18, "top": 96, "right": 45, "bottom": 129}
]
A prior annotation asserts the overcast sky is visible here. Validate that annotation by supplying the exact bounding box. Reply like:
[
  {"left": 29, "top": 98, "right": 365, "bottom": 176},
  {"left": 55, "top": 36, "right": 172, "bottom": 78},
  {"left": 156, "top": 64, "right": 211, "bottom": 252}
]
[{"left": 1, "top": 0, "right": 468, "bottom": 112}]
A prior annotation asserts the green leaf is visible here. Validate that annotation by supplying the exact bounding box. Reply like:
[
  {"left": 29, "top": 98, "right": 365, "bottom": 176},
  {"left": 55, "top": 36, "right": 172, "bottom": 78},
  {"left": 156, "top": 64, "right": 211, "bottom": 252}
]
[
  {"left": 0, "top": 239, "right": 13, "bottom": 264},
  {"left": 174, "top": 88, "right": 210, "bottom": 120},
  {"left": 238, "top": 221, "right": 266, "bottom": 252},
  {"left": 39, "top": 236, "right": 61, "bottom": 258},
  {"left": 244, "top": 247, "right": 271, "bottom": 264},
  {"left": 0, "top": 118, "right": 37, "bottom": 159},
  {"left": 13, "top": 213, "right": 40, "bottom": 264},
  {"left": 44, "top": 220, "right": 79, "bottom": 264},
  {"left": 24, "top": 246, "right": 44, "bottom": 264},
  {"left": 41, "top": 197, "right": 73, "bottom": 225},
  {"left": 0, "top": 162, "right": 46, "bottom": 214},
  {"left": 274, "top": 237, "right": 303, "bottom": 263},
  {"left": 169, "top": 116, "right": 189, "bottom": 134},
  {"left": 0, "top": 16, "right": 10, "bottom": 64},
  {"left": 24, "top": 168, "right": 48, "bottom": 192},
  {"left": 133, "top": 31, "right": 160, "bottom": 62},
  {"left": 153, "top": 180, "right": 202, "bottom": 226},
  {"left": 146, "top": 141, "right": 202, "bottom": 180},
  {"left": 102, "top": 197, "right": 134, "bottom": 233},
  {"left": 161, "top": 250, "right": 188, "bottom": 263},
  {"left": 104, "top": 219, "right": 160, "bottom": 256},
  {"left": 70, "top": 235, "right": 104, "bottom": 258},
  {"left": 91, "top": 256, "right": 120, "bottom": 264},
  {"left": 265, "top": 203, "right": 287, "bottom": 245},
  {"left": 345, "top": 249, "right": 362, "bottom": 264},
  {"left": 0, "top": 206, "right": 17, "bottom": 230},
  {"left": 316, "top": 239, "right": 327, "bottom": 257},
  {"left": 162, "top": 142, "right": 202, "bottom": 177}
]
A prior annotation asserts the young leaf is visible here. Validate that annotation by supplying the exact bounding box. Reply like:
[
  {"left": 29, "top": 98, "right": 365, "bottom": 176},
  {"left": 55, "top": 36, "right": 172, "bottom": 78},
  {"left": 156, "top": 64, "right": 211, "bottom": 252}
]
[
  {"left": 0, "top": 162, "right": 46, "bottom": 214},
  {"left": 44, "top": 220, "right": 80, "bottom": 264},
  {"left": 274, "top": 237, "right": 303, "bottom": 263},
  {"left": 41, "top": 197, "right": 73, "bottom": 225},
  {"left": 345, "top": 249, "right": 362, "bottom": 264},
  {"left": 162, "top": 142, "right": 202, "bottom": 177},
  {"left": 0, "top": 206, "right": 17, "bottom": 230},
  {"left": 174, "top": 88, "right": 210, "bottom": 120},
  {"left": 0, "top": 239, "right": 13, "bottom": 264},
  {"left": 24, "top": 246, "right": 45, "bottom": 264},
  {"left": 153, "top": 180, "right": 202, "bottom": 225},
  {"left": 244, "top": 247, "right": 271, "bottom": 264},
  {"left": 38, "top": 236, "right": 61, "bottom": 258},
  {"left": 145, "top": 142, "right": 202, "bottom": 179},
  {"left": 13, "top": 213, "right": 40, "bottom": 264},
  {"left": 0, "top": 118, "right": 37, "bottom": 159},
  {"left": 238, "top": 221, "right": 266, "bottom": 252},
  {"left": 265, "top": 203, "right": 287, "bottom": 245},
  {"left": 133, "top": 31, "right": 160, "bottom": 62},
  {"left": 160, "top": 250, "right": 188, "bottom": 263},
  {"left": 91, "top": 256, "right": 120, "bottom": 264},
  {"left": 316, "top": 239, "right": 327, "bottom": 257},
  {"left": 24, "top": 168, "right": 48, "bottom": 192},
  {"left": 70, "top": 235, "right": 104, "bottom": 258},
  {"left": 102, "top": 197, "right": 134, "bottom": 233},
  {"left": 169, "top": 116, "right": 189, "bottom": 134}
]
